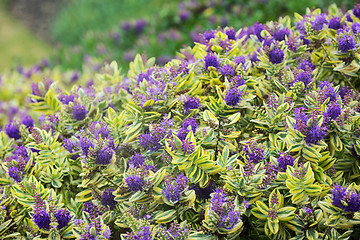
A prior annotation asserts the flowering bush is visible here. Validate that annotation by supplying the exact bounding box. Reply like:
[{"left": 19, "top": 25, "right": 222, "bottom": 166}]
[{"left": 2, "top": 3, "right": 360, "bottom": 240}]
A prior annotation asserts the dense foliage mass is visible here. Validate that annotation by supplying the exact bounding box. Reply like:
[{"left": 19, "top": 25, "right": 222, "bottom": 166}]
[
  {"left": 51, "top": 0, "right": 354, "bottom": 70},
  {"left": 2, "top": 3, "right": 360, "bottom": 240}
]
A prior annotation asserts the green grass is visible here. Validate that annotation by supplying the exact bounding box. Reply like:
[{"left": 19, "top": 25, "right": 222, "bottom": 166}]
[
  {"left": 0, "top": 4, "right": 52, "bottom": 71},
  {"left": 51, "top": 0, "right": 182, "bottom": 45}
]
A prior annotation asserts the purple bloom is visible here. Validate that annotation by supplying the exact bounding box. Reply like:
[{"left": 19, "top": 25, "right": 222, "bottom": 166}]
[
  {"left": 277, "top": 153, "right": 294, "bottom": 172},
  {"left": 181, "top": 139, "right": 195, "bottom": 155},
  {"left": 339, "top": 34, "right": 356, "bottom": 52},
  {"left": 130, "top": 226, "right": 152, "bottom": 240},
  {"left": 162, "top": 174, "right": 188, "bottom": 202},
  {"left": 21, "top": 115, "right": 34, "bottom": 128},
  {"left": 203, "top": 29, "right": 216, "bottom": 41},
  {"left": 183, "top": 97, "right": 200, "bottom": 112},
  {"left": 59, "top": 93, "right": 75, "bottom": 105},
  {"left": 354, "top": 4, "right": 360, "bottom": 18},
  {"left": 273, "top": 28, "right": 290, "bottom": 41},
  {"left": 305, "top": 125, "right": 327, "bottom": 145},
  {"left": 102, "top": 188, "right": 117, "bottom": 210},
  {"left": 312, "top": 14, "right": 328, "bottom": 31},
  {"left": 325, "top": 102, "right": 341, "bottom": 121},
  {"left": 125, "top": 175, "right": 144, "bottom": 192},
  {"left": 178, "top": 118, "right": 197, "bottom": 141},
  {"left": 295, "top": 71, "right": 312, "bottom": 87},
  {"left": 243, "top": 143, "right": 264, "bottom": 163},
  {"left": 204, "top": 53, "right": 219, "bottom": 70},
  {"left": 122, "top": 21, "right": 132, "bottom": 32},
  {"left": 328, "top": 17, "right": 343, "bottom": 30},
  {"left": 80, "top": 137, "right": 94, "bottom": 157},
  {"left": 179, "top": 10, "right": 190, "bottom": 22},
  {"left": 219, "top": 64, "right": 236, "bottom": 77},
  {"left": 54, "top": 208, "right": 71, "bottom": 229},
  {"left": 96, "top": 147, "right": 113, "bottom": 165},
  {"left": 253, "top": 22, "right": 265, "bottom": 41},
  {"left": 339, "top": 86, "right": 351, "bottom": 99},
  {"left": 138, "top": 133, "right": 161, "bottom": 151},
  {"left": 5, "top": 123, "right": 21, "bottom": 140},
  {"left": 9, "top": 167, "right": 21, "bottom": 182},
  {"left": 225, "top": 27, "right": 237, "bottom": 40},
  {"left": 332, "top": 185, "right": 360, "bottom": 212},
  {"left": 33, "top": 210, "right": 51, "bottom": 230},
  {"left": 134, "top": 19, "right": 147, "bottom": 34},
  {"left": 225, "top": 88, "right": 242, "bottom": 106},
  {"left": 352, "top": 22, "right": 360, "bottom": 34},
  {"left": 234, "top": 55, "right": 246, "bottom": 65},
  {"left": 129, "top": 152, "right": 145, "bottom": 168},
  {"left": 83, "top": 202, "right": 101, "bottom": 220},
  {"left": 73, "top": 105, "right": 87, "bottom": 121},
  {"left": 268, "top": 48, "right": 284, "bottom": 64}
]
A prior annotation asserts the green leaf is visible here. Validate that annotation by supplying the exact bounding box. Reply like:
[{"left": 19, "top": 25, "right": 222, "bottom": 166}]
[{"left": 155, "top": 209, "right": 177, "bottom": 224}]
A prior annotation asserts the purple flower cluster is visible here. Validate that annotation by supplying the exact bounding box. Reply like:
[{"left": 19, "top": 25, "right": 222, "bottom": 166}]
[
  {"left": 177, "top": 117, "right": 197, "bottom": 141},
  {"left": 243, "top": 142, "right": 265, "bottom": 163},
  {"left": 4, "top": 122, "right": 21, "bottom": 140},
  {"left": 277, "top": 153, "right": 294, "bottom": 172},
  {"left": 33, "top": 209, "right": 51, "bottom": 230},
  {"left": 204, "top": 53, "right": 219, "bottom": 70},
  {"left": 268, "top": 48, "right": 284, "bottom": 64},
  {"left": 96, "top": 146, "right": 113, "bottom": 165},
  {"left": 125, "top": 175, "right": 144, "bottom": 192},
  {"left": 338, "top": 34, "right": 356, "bottom": 52},
  {"left": 209, "top": 189, "right": 240, "bottom": 230},
  {"left": 126, "top": 226, "right": 152, "bottom": 240},
  {"left": 183, "top": 96, "right": 200, "bottom": 113},
  {"left": 102, "top": 188, "right": 117, "bottom": 210},
  {"left": 332, "top": 185, "right": 360, "bottom": 212},
  {"left": 54, "top": 208, "right": 71, "bottom": 229},
  {"left": 73, "top": 105, "right": 87, "bottom": 121},
  {"left": 225, "top": 88, "right": 242, "bottom": 106},
  {"left": 162, "top": 174, "right": 188, "bottom": 203}
]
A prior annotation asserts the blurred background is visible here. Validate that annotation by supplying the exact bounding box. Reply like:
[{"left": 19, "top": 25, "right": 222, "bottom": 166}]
[{"left": 0, "top": 0, "right": 354, "bottom": 72}]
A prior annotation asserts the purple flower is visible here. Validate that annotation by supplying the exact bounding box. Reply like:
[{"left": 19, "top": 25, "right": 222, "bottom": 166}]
[
  {"left": 328, "top": 17, "right": 343, "bottom": 30},
  {"left": 225, "top": 88, "right": 242, "bottom": 106},
  {"left": 203, "top": 29, "right": 216, "bottom": 41},
  {"left": 102, "top": 188, "right": 117, "bottom": 210},
  {"left": 234, "top": 55, "right": 246, "bottom": 65},
  {"left": 253, "top": 22, "right": 265, "bottom": 41},
  {"left": 162, "top": 174, "right": 188, "bottom": 202},
  {"left": 225, "top": 27, "right": 237, "bottom": 40},
  {"left": 339, "top": 34, "right": 356, "bottom": 52},
  {"left": 312, "top": 14, "right": 328, "bottom": 31},
  {"left": 21, "top": 115, "right": 34, "bottom": 128},
  {"left": 268, "top": 48, "right": 284, "bottom": 64},
  {"left": 295, "top": 71, "right": 312, "bottom": 87},
  {"left": 332, "top": 185, "right": 360, "bottom": 212},
  {"left": 125, "top": 175, "right": 144, "bottom": 192},
  {"left": 80, "top": 137, "right": 94, "bottom": 157},
  {"left": 354, "top": 4, "right": 360, "bottom": 18},
  {"left": 177, "top": 118, "right": 197, "bottom": 141},
  {"left": 83, "top": 202, "right": 101, "bottom": 220},
  {"left": 305, "top": 125, "right": 327, "bottom": 145},
  {"left": 179, "top": 10, "right": 190, "bottom": 22},
  {"left": 204, "top": 53, "right": 219, "bottom": 70},
  {"left": 54, "top": 208, "right": 71, "bottom": 229},
  {"left": 138, "top": 133, "right": 161, "bottom": 151},
  {"left": 273, "top": 28, "right": 290, "bottom": 41},
  {"left": 134, "top": 19, "right": 147, "bottom": 34},
  {"left": 181, "top": 139, "right": 195, "bottom": 155},
  {"left": 9, "top": 167, "right": 21, "bottom": 182},
  {"left": 96, "top": 147, "right": 113, "bottom": 165},
  {"left": 122, "top": 21, "right": 132, "bottom": 32},
  {"left": 33, "top": 210, "right": 51, "bottom": 230},
  {"left": 277, "top": 153, "right": 294, "bottom": 172},
  {"left": 129, "top": 152, "right": 145, "bottom": 168},
  {"left": 352, "top": 22, "right": 360, "bottom": 34},
  {"left": 73, "top": 105, "right": 87, "bottom": 121},
  {"left": 219, "top": 64, "right": 236, "bottom": 77},
  {"left": 130, "top": 226, "right": 152, "bottom": 240},
  {"left": 4, "top": 123, "right": 21, "bottom": 140},
  {"left": 59, "top": 93, "right": 75, "bottom": 105},
  {"left": 325, "top": 102, "right": 341, "bottom": 121},
  {"left": 243, "top": 143, "right": 264, "bottom": 163},
  {"left": 339, "top": 86, "right": 351, "bottom": 99},
  {"left": 183, "top": 97, "right": 200, "bottom": 112}
]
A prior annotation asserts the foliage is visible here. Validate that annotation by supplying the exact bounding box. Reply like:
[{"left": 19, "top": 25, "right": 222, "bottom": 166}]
[{"left": 2, "top": 3, "right": 360, "bottom": 240}]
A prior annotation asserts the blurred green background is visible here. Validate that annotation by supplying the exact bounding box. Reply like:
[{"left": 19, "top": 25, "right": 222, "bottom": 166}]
[{"left": 0, "top": 0, "right": 354, "bottom": 71}]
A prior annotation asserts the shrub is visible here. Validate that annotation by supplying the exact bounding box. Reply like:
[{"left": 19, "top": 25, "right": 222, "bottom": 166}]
[{"left": 1, "top": 3, "right": 360, "bottom": 240}]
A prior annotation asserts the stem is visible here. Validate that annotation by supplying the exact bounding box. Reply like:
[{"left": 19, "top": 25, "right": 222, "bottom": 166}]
[
  {"left": 103, "top": 174, "right": 120, "bottom": 188},
  {"left": 322, "top": 227, "right": 331, "bottom": 240},
  {"left": 308, "top": 200, "right": 319, "bottom": 231}
]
